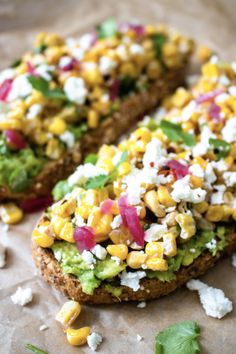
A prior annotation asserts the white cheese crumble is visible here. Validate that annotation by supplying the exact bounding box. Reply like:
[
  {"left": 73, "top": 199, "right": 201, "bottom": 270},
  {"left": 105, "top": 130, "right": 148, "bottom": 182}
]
[
  {"left": 211, "top": 160, "right": 228, "bottom": 172},
  {"left": 142, "top": 138, "right": 167, "bottom": 169},
  {"left": 7, "top": 74, "right": 32, "bottom": 101},
  {"left": 137, "top": 301, "right": 146, "bottom": 308},
  {"left": 228, "top": 85, "right": 236, "bottom": 97},
  {"left": 232, "top": 253, "right": 236, "bottom": 268},
  {"left": 222, "top": 117, "right": 236, "bottom": 143},
  {"left": 116, "top": 44, "right": 128, "bottom": 60},
  {"left": 187, "top": 279, "right": 233, "bottom": 319},
  {"left": 111, "top": 256, "right": 121, "bottom": 265},
  {"left": 111, "top": 215, "right": 122, "bottom": 229},
  {"left": 92, "top": 245, "right": 107, "bottom": 260},
  {"left": 79, "top": 33, "right": 94, "bottom": 51},
  {"left": 87, "top": 332, "right": 103, "bottom": 352},
  {"left": 0, "top": 68, "right": 15, "bottom": 85},
  {"left": 58, "top": 56, "right": 72, "bottom": 68},
  {"left": 39, "top": 324, "right": 48, "bottom": 331},
  {"left": 223, "top": 171, "right": 236, "bottom": 187},
  {"left": 81, "top": 250, "right": 96, "bottom": 267},
  {"left": 35, "top": 64, "right": 54, "bottom": 81},
  {"left": 144, "top": 224, "right": 167, "bottom": 242},
  {"left": 205, "top": 238, "right": 217, "bottom": 250},
  {"left": 189, "top": 164, "right": 205, "bottom": 178},
  {"left": 171, "top": 175, "right": 206, "bottom": 203},
  {"left": 137, "top": 334, "right": 143, "bottom": 341},
  {"left": 192, "top": 126, "right": 216, "bottom": 157},
  {"left": 129, "top": 44, "right": 144, "bottom": 55},
  {"left": 0, "top": 244, "right": 6, "bottom": 268},
  {"left": 64, "top": 77, "right": 87, "bottom": 105},
  {"left": 59, "top": 131, "right": 75, "bottom": 148},
  {"left": 120, "top": 270, "right": 146, "bottom": 291},
  {"left": 211, "top": 185, "right": 226, "bottom": 205},
  {"left": 26, "top": 103, "right": 42, "bottom": 119},
  {"left": 11, "top": 287, "right": 33, "bottom": 306},
  {"left": 99, "top": 56, "right": 117, "bottom": 75},
  {"left": 68, "top": 163, "right": 107, "bottom": 187},
  {"left": 181, "top": 100, "right": 197, "bottom": 121},
  {"left": 204, "top": 162, "right": 217, "bottom": 189}
]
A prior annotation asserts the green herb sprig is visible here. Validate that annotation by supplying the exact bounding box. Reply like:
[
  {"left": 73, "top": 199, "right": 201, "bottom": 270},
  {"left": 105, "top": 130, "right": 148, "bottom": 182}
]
[
  {"left": 160, "top": 120, "right": 196, "bottom": 147},
  {"left": 96, "top": 18, "right": 117, "bottom": 39},
  {"left": 209, "top": 138, "right": 230, "bottom": 159},
  {"left": 28, "top": 75, "right": 67, "bottom": 101}
]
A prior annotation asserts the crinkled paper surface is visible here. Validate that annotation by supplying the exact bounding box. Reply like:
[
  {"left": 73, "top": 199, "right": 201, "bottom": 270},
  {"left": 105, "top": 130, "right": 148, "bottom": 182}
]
[{"left": 0, "top": 0, "right": 236, "bottom": 353}]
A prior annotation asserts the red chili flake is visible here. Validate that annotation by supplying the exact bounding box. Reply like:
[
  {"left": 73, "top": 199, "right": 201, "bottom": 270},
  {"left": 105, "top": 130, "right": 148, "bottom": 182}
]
[{"left": 150, "top": 162, "right": 155, "bottom": 167}]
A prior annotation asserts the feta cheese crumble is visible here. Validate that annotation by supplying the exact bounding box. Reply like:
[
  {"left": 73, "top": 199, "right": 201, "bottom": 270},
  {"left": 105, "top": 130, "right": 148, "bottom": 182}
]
[
  {"left": 99, "top": 56, "right": 117, "bottom": 75},
  {"left": 187, "top": 279, "right": 233, "bottom": 319},
  {"left": 87, "top": 332, "right": 103, "bottom": 351},
  {"left": 11, "top": 287, "right": 33, "bottom": 306},
  {"left": 120, "top": 270, "right": 146, "bottom": 291},
  {"left": 171, "top": 175, "right": 206, "bottom": 203},
  {"left": 8, "top": 74, "right": 32, "bottom": 101},
  {"left": 68, "top": 163, "right": 107, "bottom": 187},
  {"left": 26, "top": 103, "right": 42, "bottom": 119},
  {"left": 81, "top": 250, "right": 96, "bottom": 268},
  {"left": 222, "top": 117, "right": 236, "bottom": 143},
  {"left": 144, "top": 224, "right": 167, "bottom": 242},
  {"left": 92, "top": 245, "right": 107, "bottom": 260},
  {"left": 64, "top": 77, "right": 88, "bottom": 105},
  {"left": 223, "top": 171, "right": 236, "bottom": 187},
  {"left": 39, "top": 324, "right": 48, "bottom": 331},
  {"left": 136, "top": 334, "right": 143, "bottom": 341},
  {"left": 211, "top": 185, "right": 226, "bottom": 205},
  {"left": 59, "top": 131, "right": 75, "bottom": 148},
  {"left": 111, "top": 215, "right": 122, "bottom": 229}
]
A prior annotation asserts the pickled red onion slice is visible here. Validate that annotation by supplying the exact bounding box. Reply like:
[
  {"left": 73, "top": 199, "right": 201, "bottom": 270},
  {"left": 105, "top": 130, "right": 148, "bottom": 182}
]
[
  {"left": 0, "top": 79, "right": 13, "bottom": 101},
  {"left": 166, "top": 160, "right": 189, "bottom": 180},
  {"left": 5, "top": 129, "right": 27, "bottom": 150},
  {"left": 196, "top": 88, "right": 224, "bottom": 104},
  {"left": 208, "top": 103, "right": 221, "bottom": 121},
  {"left": 21, "top": 196, "right": 53, "bottom": 213},
  {"left": 101, "top": 199, "right": 114, "bottom": 214},
  {"left": 73, "top": 226, "right": 96, "bottom": 252}
]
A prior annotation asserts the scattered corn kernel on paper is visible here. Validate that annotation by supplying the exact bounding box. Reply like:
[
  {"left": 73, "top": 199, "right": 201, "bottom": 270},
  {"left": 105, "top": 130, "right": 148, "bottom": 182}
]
[{"left": 1, "top": 0, "right": 236, "bottom": 353}]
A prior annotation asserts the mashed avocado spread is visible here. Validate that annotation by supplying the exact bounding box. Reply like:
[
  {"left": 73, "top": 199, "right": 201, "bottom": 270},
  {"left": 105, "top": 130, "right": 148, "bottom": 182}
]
[{"left": 51, "top": 226, "right": 228, "bottom": 295}]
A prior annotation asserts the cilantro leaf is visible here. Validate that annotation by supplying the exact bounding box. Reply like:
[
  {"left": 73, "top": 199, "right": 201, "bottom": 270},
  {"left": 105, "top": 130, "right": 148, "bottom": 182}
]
[
  {"left": 84, "top": 153, "right": 98, "bottom": 165},
  {"left": 28, "top": 75, "right": 67, "bottom": 101},
  {"left": 152, "top": 33, "right": 167, "bottom": 60},
  {"left": 209, "top": 138, "right": 230, "bottom": 159},
  {"left": 155, "top": 321, "right": 201, "bottom": 354},
  {"left": 139, "top": 117, "right": 159, "bottom": 131},
  {"left": 11, "top": 58, "right": 22, "bottom": 68},
  {"left": 33, "top": 43, "right": 47, "bottom": 54},
  {"left": 25, "top": 343, "right": 48, "bottom": 354},
  {"left": 52, "top": 180, "right": 73, "bottom": 201},
  {"left": 160, "top": 120, "right": 196, "bottom": 147},
  {"left": 96, "top": 18, "right": 117, "bottom": 39},
  {"left": 69, "top": 124, "right": 87, "bottom": 141}
]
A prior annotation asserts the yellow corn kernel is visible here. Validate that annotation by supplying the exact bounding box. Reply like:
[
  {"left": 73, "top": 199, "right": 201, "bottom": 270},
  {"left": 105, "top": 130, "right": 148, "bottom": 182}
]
[
  {"left": 7, "top": 106, "right": 25, "bottom": 121},
  {"left": 51, "top": 215, "right": 69, "bottom": 237},
  {"left": 126, "top": 251, "right": 147, "bottom": 269},
  {"left": 48, "top": 117, "right": 67, "bottom": 135},
  {"left": 171, "top": 88, "right": 191, "bottom": 108},
  {"left": 120, "top": 62, "right": 138, "bottom": 78},
  {"left": 144, "top": 190, "right": 166, "bottom": 217},
  {"left": 175, "top": 213, "right": 196, "bottom": 239},
  {"left": 88, "top": 109, "right": 99, "bottom": 128},
  {"left": 107, "top": 244, "right": 128, "bottom": 261},
  {"left": 145, "top": 25, "right": 156, "bottom": 35},
  {"left": 202, "top": 63, "right": 220, "bottom": 78},
  {"left": 193, "top": 201, "right": 209, "bottom": 214},
  {"left": 163, "top": 232, "right": 177, "bottom": 257},
  {"left": 34, "top": 131, "right": 48, "bottom": 145},
  {"left": 146, "top": 60, "right": 161, "bottom": 80},
  {"left": 145, "top": 242, "right": 164, "bottom": 258},
  {"left": 0, "top": 119, "right": 23, "bottom": 131},
  {"left": 45, "top": 46, "right": 64, "bottom": 64},
  {"left": 205, "top": 205, "right": 224, "bottom": 222},
  {"left": 224, "top": 156, "right": 233, "bottom": 168},
  {"left": 55, "top": 199, "right": 77, "bottom": 217},
  {"left": 145, "top": 257, "right": 168, "bottom": 271},
  {"left": 190, "top": 176, "right": 203, "bottom": 188},
  {"left": 117, "top": 162, "right": 131, "bottom": 177},
  {"left": 0, "top": 203, "right": 23, "bottom": 224},
  {"left": 182, "top": 121, "right": 195, "bottom": 132},
  {"left": 157, "top": 186, "right": 176, "bottom": 207},
  {"left": 87, "top": 207, "right": 112, "bottom": 242},
  {"left": 99, "top": 144, "right": 116, "bottom": 158},
  {"left": 97, "top": 158, "right": 114, "bottom": 173},
  {"left": 75, "top": 205, "right": 90, "bottom": 219},
  {"left": 82, "top": 66, "right": 103, "bottom": 85},
  {"left": 229, "top": 143, "right": 236, "bottom": 158},
  {"left": 138, "top": 205, "right": 146, "bottom": 219},
  {"left": 109, "top": 226, "right": 132, "bottom": 245},
  {"left": 56, "top": 300, "right": 81, "bottom": 328},
  {"left": 197, "top": 45, "right": 213, "bottom": 62},
  {"left": 192, "top": 157, "right": 207, "bottom": 169},
  {"left": 129, "top": 140, "right": 147, "bottom": 153},
  {"left": 44, "top": 33, "right": 64, "bottom": 47},
  {"left": 221, "top": 205, "right": 233, "bottom": 221},
  {"left": 46, "top": 138, "right": 63, "bottom": 159},
  {"left": 32, "top": 222, "right": 54, "bottom": 248},
  {"left": 59, "top": 222, "right": 75, "bottom": 243},
  {"left": 163, "top": 42, "right": 178, "bottom": 58},
  {"left": 132, "top": 127, "right": 152, "bottom": 143},
  {"left": 66, "top": 327, "right": 91, "bottom": 346},
  {"left": 25, "top": 91, "right": 45, "bottom": 107}
]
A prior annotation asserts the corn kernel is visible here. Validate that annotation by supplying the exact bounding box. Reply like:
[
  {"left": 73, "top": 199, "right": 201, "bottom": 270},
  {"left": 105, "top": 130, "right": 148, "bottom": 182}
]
[
  {"left": 132, "top": 127, "right": 152, "bottom": 143},
  {"left": 46, "top": 138, "right": 63, "bottom": 159},
  {"left": 88, "top": 109, "right": 99, "bottom": 128},
  {"left": 32, "top": 222, "right": 54, "bottom": 248},
  {"left": 145, "top": 257, "right": 168, "bottom": 271},
  {"left": 163, "top": 232, "right": 177, "bottom": 257},
  {"left": 117, "top": 162, "right": 131, "bottom": 177},
  {"left": 157, "top": 186, "right": 176, "bottom": 207},
  {"left": 190, "top": 176, "right": 203, "bottom": 188},
  {"left": 106, "top": 244, "right": 128, "bottom": 261},
  {"left": 205, "top": 205, "right": 224, "bottom": 222},
  {"left": 175, "top": 213, "right": 196, "bottom": 239},
  {"left": 109, "top": 226, "right": 132, "bottom": 245},
  {"left": 202, "top": 63, "right": 220, "bottom": 78},
  {"left": 0, "top": 203, "right": 23, "bottom": 224},
  {"left": 172, "top": 88, "right": 191, "bottom": 108},
  {"left": 193, "top": 201, "right": 209, "bottom": 214},
  {"left": 224, "top": 156, "right": 233, "bottom": 168},
  {"left": 221, "top": 205, "right": 233, "bottom": 221},
  {"left": 97, "top": 157, "right": 114, "bottom": 173},
  {"left": 51, "top": 215, "right": 69, "bottom": 237},
  {"left": 145, "top": 242, "right": 164, "bottom": 258},
  {"left": 120, "top": 62, "right": 138, "bottom": 78},
  {"left": 83, "top": 66, "right": 103, "bottom": 86},
  {"left": 56, "top": 300, "right": 81, "bottom": 328},
  {"left": 126, "top": 251, "right": 147, "bottom": 269},
  {"left": 146, "top": 60, "right": 161, "bottom": 80},
  {"left": 99, "top": 145, "right": 116, "bottom": 158},
  {"left": 197, "top": 45, "right": 213, "bottom": 62},
  {"left": 144, "top": 190, "right": 166, "bottom": 217},
  {"left": 87, "top": 207, "right": 112, "bottom": 242},
  {"left": 66, "top": 327, "right": 91, "bottom": 346},
  {"left": 192, "top": 157, "right": 207, "bottom": 169},
  {"left": 48, "top": 117, "right": 67, "bottom": 135},
  {"left": 55, "top": 199, "right": 77, "bottom": 217},
  {"left": 59, "top": 222, "right": 75, "bottom": 243}
]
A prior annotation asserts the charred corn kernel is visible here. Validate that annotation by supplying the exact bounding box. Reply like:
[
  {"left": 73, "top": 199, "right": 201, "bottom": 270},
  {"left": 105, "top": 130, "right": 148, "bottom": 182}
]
[
  {"left": 59, "top": 222, "right": 74, "bottom": 243},
  {"left": 198, "top": 45, "right": 213, "bottom": 62},
  {"left": 190, "top": 176, "right": 203, "bottom": 188},
  {"left": 82, "top": 67, "right": 103, "bottom": 85},
  {"left": 175, "top": 213, "right": 196, "bottom": 239},
  {"left": 145, "top": 242, "right": 164, "bottom": 258},
  {"left": 202, "top": 63, "right": 219, "bottom": 78},
  {"left": 55, "top": 199, "right": 77, "bottom": 217},
  {"left": 51, "top": 215, "right": 69, "bottom": 237},
  {"left": 120, "top": 62, "right": 138, "bottom": 77},
  {"left": 146, "top": 60, "right": 161, "bottom": 79},
  {"left": 221, "top": 205, "right": 233, "bottom": 221},
  {"left": 126, "top": 251, "right": 147, "bottom": 269},
  {"left": 172, "top": 88, "right": 191, "bottom": 108},
  {"left": 144, "top": 190, "right": 166, "bottom": 217},
  {"left": 66, "top": 327, "right": 91, "bottom": 346},
  {"left": 0, "top": 203, "right": 23, "bottom": 224},
  {"left": 224, "top": 156, "right": 233, "bottom": 168},
  {"left": 46, "top": 138, "right": 63, "bottom": 159},
  {"left": 163, "top": 232, "right": 177, "bottom": 257},
  {"left": 117, "top": 162, "right": 131, "bottom": 177},
  {"left": 205, "top": 205, "right": 224, "bottom": 222},
  {"left": 132, "top": 127, "right": 152, "bottom": 143},
  {"left": 107, "top": 244, "right": 128, "bottom": 260},
  {"left": 56, "top": 300, "right": 81, "bottom": 328},
  {"left": 87, "top": 207, "right": 112, "bottom": 242},
  {"left": 32, "top": 222, "right": 54, "bottom": 248},
  {"left": 146, "top": 257, "right": 168, "bottom": 271},
  {"left": 193, "top": 201, "right": 209, "bottom": 214},
  {"left": 48, "top": 117, "right": 66, "bottom": 135},
  {"left": 88, "top": 109, "right": 99, "bottom": 128},
  {"left": 157, "top": 186, "right": 176, "bottom": 207},
  {"left": 192, "top": 157, "right": 207, "bottom": 169},
  {"left": 109, "top": 226, "right": 132, "bottom": 245}
]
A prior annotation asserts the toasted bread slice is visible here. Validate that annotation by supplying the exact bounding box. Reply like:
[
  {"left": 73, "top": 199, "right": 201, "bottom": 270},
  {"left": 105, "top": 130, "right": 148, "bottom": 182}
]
[{"left": 32, "top": 232, "right": 236, "bottom": 304}]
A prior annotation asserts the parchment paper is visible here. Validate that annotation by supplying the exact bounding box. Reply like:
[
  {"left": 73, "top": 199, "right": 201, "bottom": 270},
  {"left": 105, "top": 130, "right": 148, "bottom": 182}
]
[{"left": 0, "top": 1, "right": 236, "bottom": 353}]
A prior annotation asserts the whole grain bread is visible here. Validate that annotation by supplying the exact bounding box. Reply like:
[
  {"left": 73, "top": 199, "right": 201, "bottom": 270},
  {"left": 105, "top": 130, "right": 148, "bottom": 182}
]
[
  {"left": 0, "top": 66, "right": 186, "bottom": 202},
  {"left": 32, "top": 232, "right": 236, "bottom": 304}
]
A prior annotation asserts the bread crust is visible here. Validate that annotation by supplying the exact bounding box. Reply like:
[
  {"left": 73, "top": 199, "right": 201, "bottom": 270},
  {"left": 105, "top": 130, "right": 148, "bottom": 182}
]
[
  {"left": 32, "top": 232, "right": 236, "bottom": 304},
  {"left": 0, "top": 66, "right": 186, "bottom": 202}
]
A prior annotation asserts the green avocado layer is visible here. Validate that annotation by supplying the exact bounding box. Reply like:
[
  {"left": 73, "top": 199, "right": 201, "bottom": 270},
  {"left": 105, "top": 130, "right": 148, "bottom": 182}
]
[{"left": 51, "top": 226, "right": 228, "bottom": 295}]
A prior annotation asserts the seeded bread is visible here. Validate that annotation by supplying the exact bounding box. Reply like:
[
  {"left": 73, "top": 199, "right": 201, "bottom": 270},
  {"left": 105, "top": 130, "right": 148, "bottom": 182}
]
[
  {"left": 0, "top": 66, "right": 186, "bottom": 202},
  {"left": 32, "top": 232, "right": 236, "bottom": 304}
]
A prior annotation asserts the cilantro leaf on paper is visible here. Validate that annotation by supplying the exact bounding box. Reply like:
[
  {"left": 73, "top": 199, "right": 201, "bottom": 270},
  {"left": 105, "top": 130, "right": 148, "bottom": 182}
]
[
  {"left": 96, "top": 18, "right": 117, "bottom": 39},
  {"left": 209, "top": 138, "right": 230, "bottom": 159},
  {"left": 160, "top": 120, "right": 196, "bottom": 147},
  {"left": 25, "top": 343, "right": 48, "bottom": 354},
  {"left": 28, "top": 75, "right": 67, "bottom": 101},
  {"left": 155, "top": 321, "right": 201, "bottom": 354}
]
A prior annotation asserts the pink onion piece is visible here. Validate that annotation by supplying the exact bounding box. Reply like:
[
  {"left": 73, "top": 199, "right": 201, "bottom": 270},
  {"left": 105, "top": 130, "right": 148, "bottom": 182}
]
[
  {"left": 196, "top": 88, "right": 225, "bottom": 104},
  {"left": 101, "top": 198, "right": 114, "bottom": 214},
  {"left": 119, "top": 22, "right": 145, "bottom": 37},
  {"left": 109, "top": 79, "right": 120, "bottom": 102},
  {"left": 208, "top": 103, "right": 221, "bottom": 121},
  {"left": 73, "top": 226, "right": 96, "bottom": 252},
  {"left": 61, "top": 58, "right": 80, "bottom": 72},
  {"left": 4, "top": 129, "right": 27, "bottom": 150},
  {"left": 90, "top": 30, "right": 98, "bottom": 47},
  {"left": 21, "top": 196, "right": 53, "bottom": 213},
  {"left": 0, "top": 79, "right": 13, "bottom": 101},
  {"left": 27, "top": 62, "right": 36, "bottom": 75},
  {"left": 166, "top": 160, "right": 189, "bottom": 180},
  {"left": 118, "top": 195, "right": 144, "bottom": 247}
]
